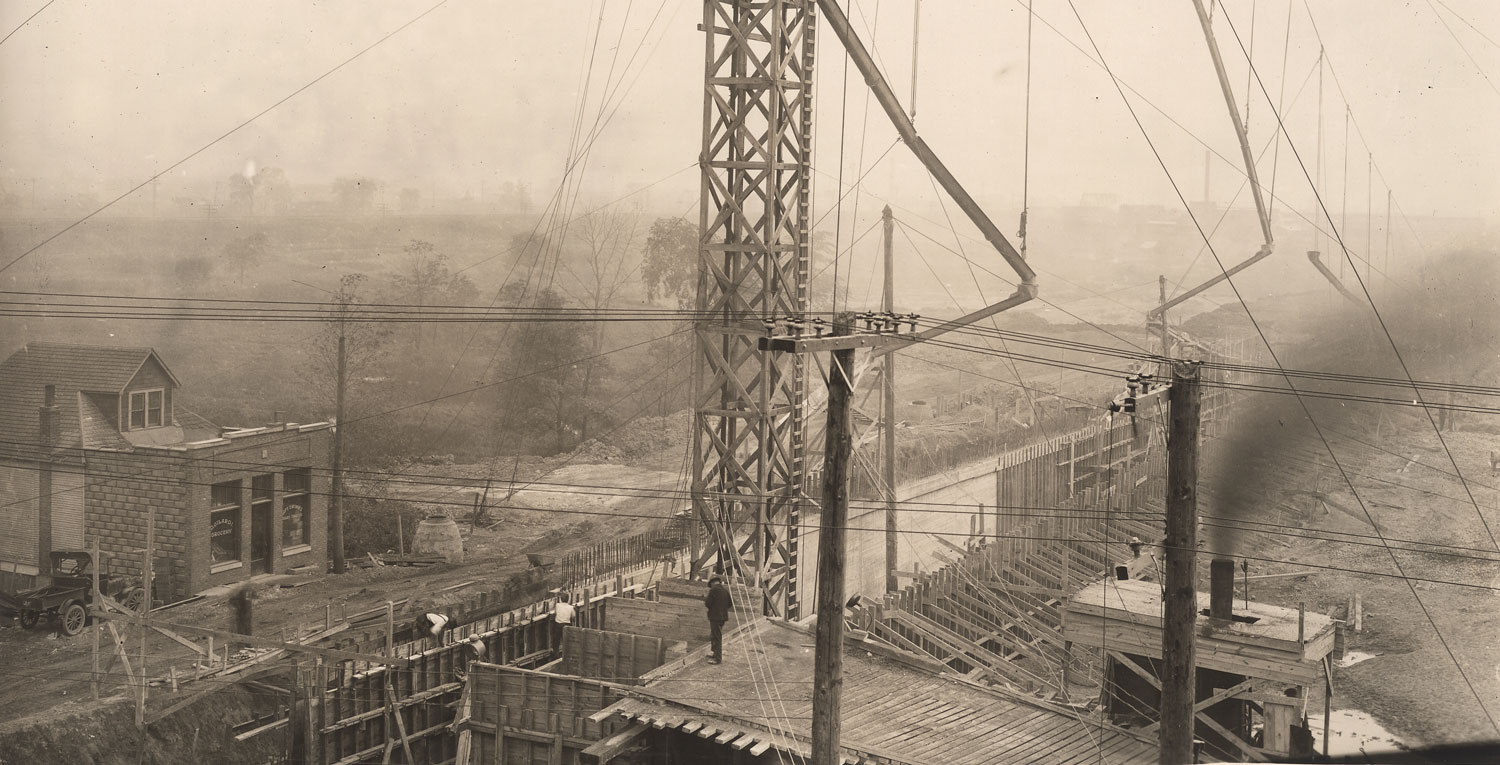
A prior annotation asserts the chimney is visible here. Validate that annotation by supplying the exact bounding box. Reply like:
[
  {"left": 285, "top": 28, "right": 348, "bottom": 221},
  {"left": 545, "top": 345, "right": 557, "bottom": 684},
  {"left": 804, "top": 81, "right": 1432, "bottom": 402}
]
[
  {"left": 39, "top": 384, "right": 59, "bottom": 449},
  {"left": 1210, "top": 557, "right": 1236, "bottom": 620}
]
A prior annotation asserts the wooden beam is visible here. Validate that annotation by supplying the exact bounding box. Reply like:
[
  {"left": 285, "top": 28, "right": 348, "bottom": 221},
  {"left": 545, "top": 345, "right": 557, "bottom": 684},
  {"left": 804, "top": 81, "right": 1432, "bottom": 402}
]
[
  {"left": 581, "top": 722, "right": 649, "bottom": 763},
  {"left": 1141, "top": 679, "right": 1255, "bottom": 733},
  {"left": 151, "top": 625, "right": 210, "bottom": 656},
  {"left": 384, "top": 675, "right": 415, "bottom": 765},
  {"left": 204, "top": 621, "right": 350, "bottom": 679},
  {"left": 233, "top": 717, "right": 289, "bottom": 741},
  {"left": 92, "top": 611, "right": 410, "bottom": 667}
]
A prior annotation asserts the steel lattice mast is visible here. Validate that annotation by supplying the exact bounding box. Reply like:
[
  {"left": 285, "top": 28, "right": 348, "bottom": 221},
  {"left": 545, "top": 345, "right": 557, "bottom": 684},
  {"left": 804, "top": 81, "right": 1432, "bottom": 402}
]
[{"left": 690, "top": 0, "right": 817, "bottom": 618}]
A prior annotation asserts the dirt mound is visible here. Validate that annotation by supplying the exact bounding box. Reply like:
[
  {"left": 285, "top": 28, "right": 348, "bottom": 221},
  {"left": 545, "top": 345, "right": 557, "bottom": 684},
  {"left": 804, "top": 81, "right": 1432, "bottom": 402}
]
[
  {"left": 597, "top": 409, "right": 692, "bottom": 460},
  {"left": 565, "top": 439, "right": 627, "bottom": 463}
]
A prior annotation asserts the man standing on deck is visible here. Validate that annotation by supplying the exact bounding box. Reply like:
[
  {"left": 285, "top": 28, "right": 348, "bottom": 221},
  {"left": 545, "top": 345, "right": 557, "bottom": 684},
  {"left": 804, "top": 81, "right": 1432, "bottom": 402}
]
[{"left": 705, "top": 576, "right": 732, "bottom": 664}]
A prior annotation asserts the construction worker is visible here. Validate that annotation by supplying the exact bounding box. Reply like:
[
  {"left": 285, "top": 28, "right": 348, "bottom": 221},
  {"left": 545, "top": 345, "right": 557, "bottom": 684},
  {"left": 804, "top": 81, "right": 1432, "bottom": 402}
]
[
  {"left": 416, "top": 612, "right": 454, "bottom": 645},
  {"left": 552, "top": 595, "right": 576, "bottom": 648},
  {"left": 455, "top": 636, "right": 487, "bottom": 680},
  {"left": 704, "top": 576, "right": 732, "bottom": 664}
]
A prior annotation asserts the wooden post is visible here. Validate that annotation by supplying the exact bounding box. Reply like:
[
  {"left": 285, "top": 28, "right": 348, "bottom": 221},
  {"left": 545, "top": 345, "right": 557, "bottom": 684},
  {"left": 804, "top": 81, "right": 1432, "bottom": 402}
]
[
  {"left": 385, "top": 601, "right": 395, "bottom": 657},
  {"left": 812, "top": 313, "right": 856, "bottom": 765},
  {"left": 305, "top": 659, "right": 323, "bottom": 763},
  {"left": 882, "top": 205, "right": 900, "bottom": 594},
  {"left": 136, "top": 508, "right": 156, "bottom": 727},
  {"left": 1322, "top": 656, "right": 1333, "bottom": 758},
  {"left": 1160, "top": 362, "right": 1201, "bottom": 765},
  {"left": 1157, "top": 275, "right": 1171, "bottom": 359},
  {"left": 91, "top": 536, "right": 101, "bottom": 700},
  {"left": 331, "top": 307, "right": 348, "bottom": 574}
]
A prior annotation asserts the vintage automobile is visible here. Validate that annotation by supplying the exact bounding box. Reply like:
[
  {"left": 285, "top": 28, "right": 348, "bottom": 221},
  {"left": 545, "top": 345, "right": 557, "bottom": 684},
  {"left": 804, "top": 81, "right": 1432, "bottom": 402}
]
[{"left": 0, "top": 552, "right": 146, "bottom": 636}]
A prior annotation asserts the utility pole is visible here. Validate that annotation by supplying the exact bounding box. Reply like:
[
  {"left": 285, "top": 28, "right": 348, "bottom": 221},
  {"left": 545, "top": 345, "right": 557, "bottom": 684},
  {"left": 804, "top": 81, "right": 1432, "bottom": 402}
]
[
  {"left": 330, "top": 285, "right": 350, "bottom": 574},
  {"left": 882, "top": 207, "right": 899, "bottom": 593},
  {"left": 1156, "top": 276, "right": 1171, "bottom": 360},
  {"left": 1161, "top": 361, "right": 1201, "bottom": 764},
  {"left": 812, "top": 313, "right": 855, "bottom": 765}
]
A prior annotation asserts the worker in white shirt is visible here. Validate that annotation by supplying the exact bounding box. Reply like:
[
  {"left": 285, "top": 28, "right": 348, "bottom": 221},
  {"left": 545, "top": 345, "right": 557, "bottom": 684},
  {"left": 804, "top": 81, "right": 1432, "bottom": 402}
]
[
  {"left": 552, "top": 596, "right": 576, "bottom": 648},
  {"left": 416, "top": 612, "right": 454, "bottom": 645}
]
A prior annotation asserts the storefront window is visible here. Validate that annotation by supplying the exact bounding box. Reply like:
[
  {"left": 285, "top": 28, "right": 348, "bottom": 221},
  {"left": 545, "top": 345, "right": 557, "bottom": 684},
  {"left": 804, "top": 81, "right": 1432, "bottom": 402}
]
[
  {"left": 210, "top": 481, "right": 241, "bottom": 564},
  {"left": 281, "top": 468, "right": 310, "bottom": 548}
]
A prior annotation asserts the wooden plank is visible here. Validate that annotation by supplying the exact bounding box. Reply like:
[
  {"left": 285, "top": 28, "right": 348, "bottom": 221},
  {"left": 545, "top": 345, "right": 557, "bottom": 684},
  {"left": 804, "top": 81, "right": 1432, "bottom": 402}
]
[
  {"left": 93, "top": 611, "right": 409, "bottom": 667},
  {"left": 1141, "top": 679, "right": 1254, "bottom": 733},
  {"left": 885, "top": 610, "right": 1026, "bottom": 686},
  {"left": 580, "top": 722, "right": 648, "bottom": 762},
  {"left": 384, "top": 675, "right": 415, "bottom": 764},
  {"left": 150, "top": 625, "right": 210, "bottom": 656}
]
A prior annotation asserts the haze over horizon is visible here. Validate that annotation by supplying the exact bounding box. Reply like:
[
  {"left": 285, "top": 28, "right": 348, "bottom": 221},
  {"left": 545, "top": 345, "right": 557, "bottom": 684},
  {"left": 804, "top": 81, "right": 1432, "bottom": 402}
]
[{"left": 2, "top": 1, "right": 1496, "bottom": 220}]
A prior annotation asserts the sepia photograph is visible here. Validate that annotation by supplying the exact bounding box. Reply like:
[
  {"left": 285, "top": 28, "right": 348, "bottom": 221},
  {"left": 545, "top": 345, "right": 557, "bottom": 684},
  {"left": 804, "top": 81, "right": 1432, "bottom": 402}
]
[{"left": 1, "top": 1, "right": 1497, "bottom": 763}]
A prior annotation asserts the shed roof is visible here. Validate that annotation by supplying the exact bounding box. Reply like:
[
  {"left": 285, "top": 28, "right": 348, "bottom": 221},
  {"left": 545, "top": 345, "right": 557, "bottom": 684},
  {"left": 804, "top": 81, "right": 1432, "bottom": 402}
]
[{"left": 615, "top": 618, "right": 1156, "bottom": 765}]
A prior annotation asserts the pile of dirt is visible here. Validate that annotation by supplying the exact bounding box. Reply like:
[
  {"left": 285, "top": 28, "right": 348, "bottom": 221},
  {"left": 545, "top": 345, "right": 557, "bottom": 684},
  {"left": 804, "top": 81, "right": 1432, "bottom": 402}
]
[
  {"left": 564, "top": 439, "right": 628, "bottom": 463},
  {"left": 597, "top": 409, "right": 692, "bottom": 460}
]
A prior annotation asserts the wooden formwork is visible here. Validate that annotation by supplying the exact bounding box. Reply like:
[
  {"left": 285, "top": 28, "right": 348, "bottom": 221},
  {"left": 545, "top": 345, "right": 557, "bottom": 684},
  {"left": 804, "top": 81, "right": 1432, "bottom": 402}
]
[
  {"left": 559, "top": 626, "right": 680, "bottom": 683},
  {"left": 311, "top": 576, "right": 656, "bottom": 764},
  {"left": 459, "top": 665, "right": 624, "bottom": 765},
  {"left": 852, "top": 460, "right": 1166, "bottom": 695}
]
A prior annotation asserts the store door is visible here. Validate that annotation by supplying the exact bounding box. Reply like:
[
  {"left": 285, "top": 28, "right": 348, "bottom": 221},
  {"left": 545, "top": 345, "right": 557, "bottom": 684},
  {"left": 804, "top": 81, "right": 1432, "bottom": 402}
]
[{"left": 250, "top": 502, "right": 272, "bottom": 573}]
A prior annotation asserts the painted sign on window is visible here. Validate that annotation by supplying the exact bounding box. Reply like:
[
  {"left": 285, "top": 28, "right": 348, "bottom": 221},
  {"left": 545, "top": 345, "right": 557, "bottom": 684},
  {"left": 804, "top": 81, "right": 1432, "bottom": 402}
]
[{"left": 210, "top": 509, "right": 239, "bottom": 563}]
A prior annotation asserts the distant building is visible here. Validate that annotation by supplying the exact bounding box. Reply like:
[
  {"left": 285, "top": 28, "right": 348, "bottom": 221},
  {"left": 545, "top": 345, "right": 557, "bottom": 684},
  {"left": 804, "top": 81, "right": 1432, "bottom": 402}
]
[{"left": 0, "top": 342, "right": 332, "bottom": 599}]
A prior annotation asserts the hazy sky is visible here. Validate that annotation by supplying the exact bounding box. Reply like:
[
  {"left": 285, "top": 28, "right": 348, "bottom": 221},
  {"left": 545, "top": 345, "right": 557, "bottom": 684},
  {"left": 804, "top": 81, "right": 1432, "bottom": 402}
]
[{"left": 2, "top": 1, "right": 1497, "bottom": 224}]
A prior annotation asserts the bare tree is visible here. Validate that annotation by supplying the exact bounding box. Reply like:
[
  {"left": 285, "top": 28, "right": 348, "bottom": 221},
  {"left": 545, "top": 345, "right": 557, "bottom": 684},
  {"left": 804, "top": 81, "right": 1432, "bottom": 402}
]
[
  {"left": 389, "top": 239, "right": 478, "bottom": 370},
  {"left": 562, "top": 203, "right": 641, "bottom": 440},
  {"left": 302, "top": 274, "right": 392, "bottom": 413}
]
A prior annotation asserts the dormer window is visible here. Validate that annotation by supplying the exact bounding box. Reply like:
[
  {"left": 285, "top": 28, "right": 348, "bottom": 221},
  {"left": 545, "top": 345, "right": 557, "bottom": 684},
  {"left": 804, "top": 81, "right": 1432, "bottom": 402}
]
[{"left": 129, "top": 389, "right": 164, "bottom": 429}]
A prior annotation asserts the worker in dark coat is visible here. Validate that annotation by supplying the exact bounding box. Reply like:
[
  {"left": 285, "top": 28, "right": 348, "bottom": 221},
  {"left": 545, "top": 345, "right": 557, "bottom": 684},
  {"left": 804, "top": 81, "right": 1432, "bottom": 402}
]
[{"left": 705, "top": 576, "right": 732, "bottom": 663}]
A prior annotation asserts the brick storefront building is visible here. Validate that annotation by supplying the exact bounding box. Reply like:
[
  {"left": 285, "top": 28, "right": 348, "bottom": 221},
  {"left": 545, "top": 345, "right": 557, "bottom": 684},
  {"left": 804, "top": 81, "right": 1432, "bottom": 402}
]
[{"left": 0, "top": 343, "right": 332, "bottom": 599}]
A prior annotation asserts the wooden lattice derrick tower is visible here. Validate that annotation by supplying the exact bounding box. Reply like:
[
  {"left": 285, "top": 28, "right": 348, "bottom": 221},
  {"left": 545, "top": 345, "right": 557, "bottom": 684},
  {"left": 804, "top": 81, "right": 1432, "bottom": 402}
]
[{"left": 689, "top": 0, "right": 817, "bottom": 618}]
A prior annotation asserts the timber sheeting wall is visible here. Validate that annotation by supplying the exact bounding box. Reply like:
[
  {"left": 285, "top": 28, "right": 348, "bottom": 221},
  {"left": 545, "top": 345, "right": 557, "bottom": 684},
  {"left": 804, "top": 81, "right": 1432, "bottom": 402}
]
[
  {"left": 601, "top": 596, "right": 740, "bottom": 646},
  {"left": 560, "top": 626, "right": 679, "bottom": 683},
  {"left": 314, "top": 576, "right": 654, "bottom": 764},
  {"left": 461, "top": 665, "right": 622, "bottom": 765}
]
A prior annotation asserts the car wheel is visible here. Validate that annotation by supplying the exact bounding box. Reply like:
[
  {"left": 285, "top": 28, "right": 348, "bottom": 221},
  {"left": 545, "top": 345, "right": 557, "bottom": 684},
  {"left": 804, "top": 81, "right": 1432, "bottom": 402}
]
[
  {"left": 121, "top": 588, "right": 145, "bottom": 613},
  {"left": 60, "top": 602, "right": 88, "bottom": 637},
  {"left": 18, "top": 611, "right": 38, "bottom": 629}
]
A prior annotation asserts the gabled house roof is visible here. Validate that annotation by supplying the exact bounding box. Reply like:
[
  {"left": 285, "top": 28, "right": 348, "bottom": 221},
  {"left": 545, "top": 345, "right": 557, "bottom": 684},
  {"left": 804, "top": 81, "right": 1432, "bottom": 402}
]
[{"left": 0, "top": 342, "right": 206, "bottom": 455}]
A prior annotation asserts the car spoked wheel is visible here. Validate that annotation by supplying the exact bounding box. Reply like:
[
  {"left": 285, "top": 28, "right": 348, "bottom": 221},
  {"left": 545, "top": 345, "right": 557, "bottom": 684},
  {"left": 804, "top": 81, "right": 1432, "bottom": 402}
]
[{"left": 61, "top": 602, "right": 88, "bottom": 637}]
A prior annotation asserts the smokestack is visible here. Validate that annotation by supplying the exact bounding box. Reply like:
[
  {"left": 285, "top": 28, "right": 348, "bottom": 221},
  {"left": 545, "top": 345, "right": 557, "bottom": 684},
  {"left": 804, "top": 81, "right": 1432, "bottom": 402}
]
[
  {"left": 39, "top": 384, "right": 59, "bottom": 449},
  {"left": 1210, "top": 558, "right": 1236, "bottom": 620}
]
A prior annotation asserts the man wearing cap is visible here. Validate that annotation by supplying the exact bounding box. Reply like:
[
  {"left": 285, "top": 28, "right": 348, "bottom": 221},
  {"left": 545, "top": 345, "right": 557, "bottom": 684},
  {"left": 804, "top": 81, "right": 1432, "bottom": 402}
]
[{"left": 704, "top": 576, "right": 732, "bottom": 664}]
